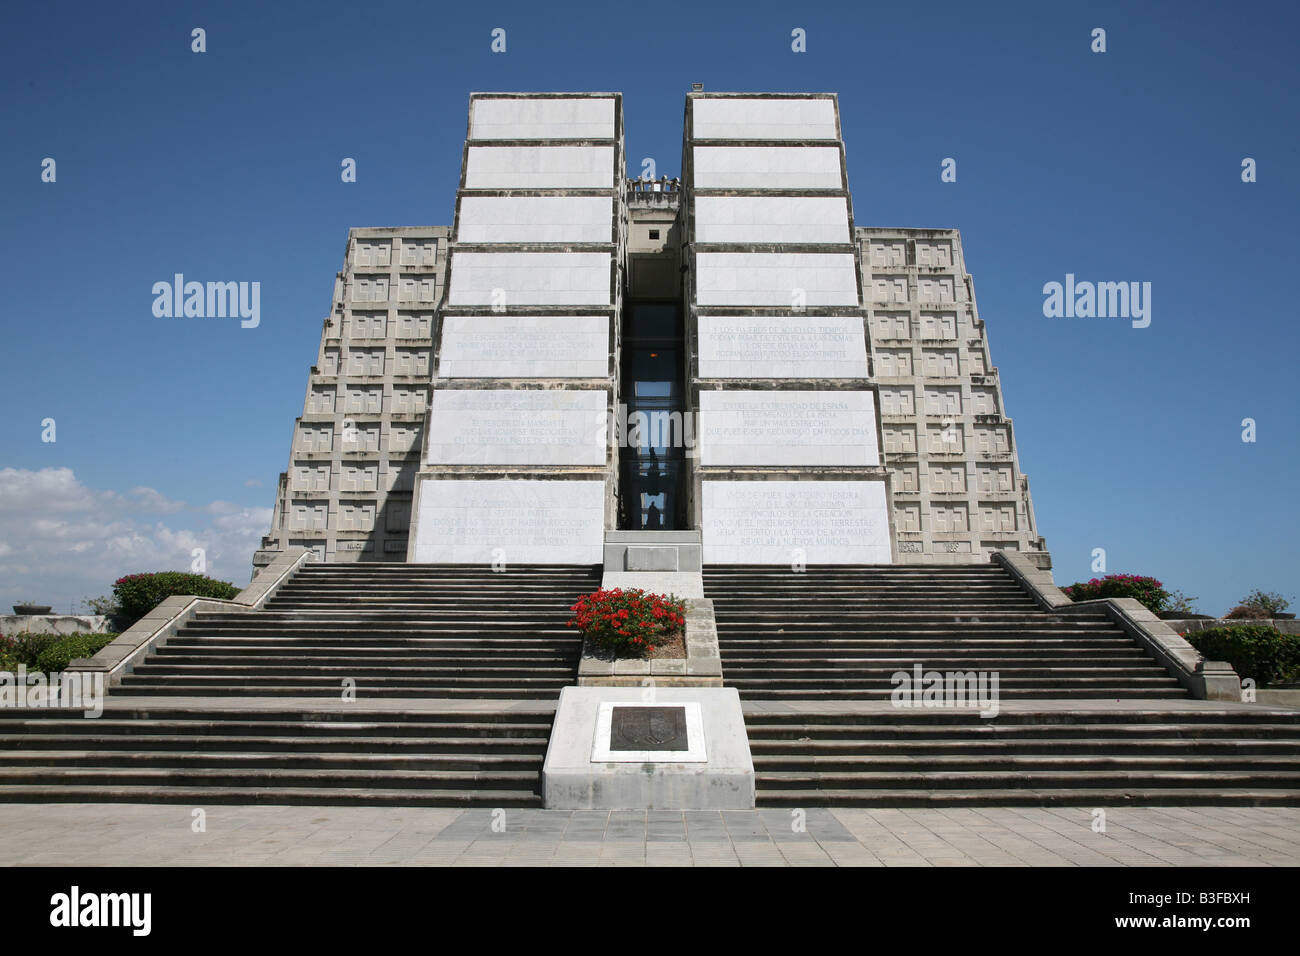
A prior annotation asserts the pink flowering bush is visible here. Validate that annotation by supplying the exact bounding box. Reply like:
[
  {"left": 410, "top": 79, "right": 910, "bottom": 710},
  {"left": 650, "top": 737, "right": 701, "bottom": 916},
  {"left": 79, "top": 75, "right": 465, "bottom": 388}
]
[{"left": 1062, "top": 574, "right": 1170, "bottom": 614}]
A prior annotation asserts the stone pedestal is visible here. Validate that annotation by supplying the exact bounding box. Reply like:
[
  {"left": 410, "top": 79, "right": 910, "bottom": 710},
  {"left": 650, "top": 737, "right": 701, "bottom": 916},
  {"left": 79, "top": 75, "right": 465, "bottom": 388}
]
[{"left": 542, "top": 686, "right": 754, "bottom": 809}]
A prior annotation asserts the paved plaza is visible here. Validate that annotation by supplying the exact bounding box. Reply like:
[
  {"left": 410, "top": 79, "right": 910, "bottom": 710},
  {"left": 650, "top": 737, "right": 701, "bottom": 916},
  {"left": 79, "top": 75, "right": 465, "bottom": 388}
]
[{"left": 1, "top": 804, "right": 1296, "bottom": 867}]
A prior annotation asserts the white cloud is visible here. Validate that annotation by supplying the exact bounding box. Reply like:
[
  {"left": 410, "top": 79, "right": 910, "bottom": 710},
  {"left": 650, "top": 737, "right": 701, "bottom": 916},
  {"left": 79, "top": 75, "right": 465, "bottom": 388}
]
[
  {"left": 125, "top": 486, "right": 187, "bottom": 513},
  {"left": 0, "top": 468, "right": 270, "bottom": 614}
]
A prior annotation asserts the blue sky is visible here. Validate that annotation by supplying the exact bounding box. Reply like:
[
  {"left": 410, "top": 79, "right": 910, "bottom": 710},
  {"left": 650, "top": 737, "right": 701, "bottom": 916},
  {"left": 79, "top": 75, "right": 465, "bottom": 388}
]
[{"left": 1, "top": 0, "right": 1296, "bottom": 614}]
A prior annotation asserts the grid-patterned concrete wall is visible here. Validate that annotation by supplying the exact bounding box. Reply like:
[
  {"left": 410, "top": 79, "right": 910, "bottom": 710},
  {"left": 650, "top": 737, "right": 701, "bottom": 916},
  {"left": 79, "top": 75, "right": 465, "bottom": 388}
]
[
  {"left": 683, "top": 92, "right": 895, "bottom": 565},
  {"left": 859, "top": 226, "right": 1046, "bottom": 563},
  {"left": 254, "top": 226, "right": 450, "bottom": 566}
]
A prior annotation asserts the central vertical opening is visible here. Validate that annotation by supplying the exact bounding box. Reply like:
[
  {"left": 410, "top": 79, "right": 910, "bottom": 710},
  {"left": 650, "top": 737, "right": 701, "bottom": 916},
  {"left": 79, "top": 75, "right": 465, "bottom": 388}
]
[{"left": 618, "top": 302, "right": 685, "bottom": 530}]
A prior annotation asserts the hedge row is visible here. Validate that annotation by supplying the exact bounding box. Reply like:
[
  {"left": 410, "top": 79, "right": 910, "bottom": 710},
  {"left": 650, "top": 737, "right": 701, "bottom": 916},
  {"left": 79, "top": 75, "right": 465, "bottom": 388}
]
[
  {"left": 0, "top": 632, "right": 117, "bottom": 673},
  {"left": 1184, "top": 625, "right": 1300, "bottom": 686}
]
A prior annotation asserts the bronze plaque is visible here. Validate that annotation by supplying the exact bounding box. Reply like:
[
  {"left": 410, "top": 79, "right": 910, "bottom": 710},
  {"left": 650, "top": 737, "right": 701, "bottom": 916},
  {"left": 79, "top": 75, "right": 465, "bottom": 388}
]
[{"left": 609, "top": 706, "right": 689, "bottom": 752}]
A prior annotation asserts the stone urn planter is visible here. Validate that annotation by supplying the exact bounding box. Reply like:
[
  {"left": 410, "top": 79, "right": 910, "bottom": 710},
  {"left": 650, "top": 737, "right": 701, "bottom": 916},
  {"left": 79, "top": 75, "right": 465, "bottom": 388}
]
[{"left": 13, "top": 604, "right": 52, "bottom": 615}]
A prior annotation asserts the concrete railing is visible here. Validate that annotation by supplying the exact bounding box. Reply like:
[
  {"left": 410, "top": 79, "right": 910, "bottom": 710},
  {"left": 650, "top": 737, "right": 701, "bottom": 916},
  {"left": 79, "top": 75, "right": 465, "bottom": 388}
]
[
  {"left": 67, "top": 548, "right": 315, "bottom": 689},
  {"left": 992, "top": 550, "right": 1241, "bottom": 701}
]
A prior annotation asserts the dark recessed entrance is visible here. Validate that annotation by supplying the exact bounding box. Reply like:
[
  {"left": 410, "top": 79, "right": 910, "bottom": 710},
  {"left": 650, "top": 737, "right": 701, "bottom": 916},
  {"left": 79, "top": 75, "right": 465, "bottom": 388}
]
[{"left": 618, "top": 303, "right": 686, "bottom": 530}]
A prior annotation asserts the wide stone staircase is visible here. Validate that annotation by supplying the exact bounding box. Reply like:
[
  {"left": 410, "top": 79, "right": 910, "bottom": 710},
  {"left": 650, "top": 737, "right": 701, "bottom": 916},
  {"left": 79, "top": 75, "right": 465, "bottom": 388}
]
[
  {"left": 0, "top": 564, "right": 599, "bottom": 806},
  {"left": 705, "top": 564, "right": 1186, "bottom": 700},
  {"left": 705, "top": 564, "right": 1300, "bottom": 805},
  {"left": 115, "top": 563, "right": 597, "bottom": 699},
  {"left": 0, "top": 706, "right": 555, "bottom": 806},
  {"left": 743, "top": 708, "right": 1300, "bottom": 806}
]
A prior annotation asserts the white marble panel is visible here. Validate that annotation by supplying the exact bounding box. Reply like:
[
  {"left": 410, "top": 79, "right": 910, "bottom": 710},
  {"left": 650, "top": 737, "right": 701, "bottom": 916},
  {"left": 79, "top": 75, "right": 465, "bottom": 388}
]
[
  {"left": 694, "top": 252, "right": 859, "bottom": 306},
  {"left": 457, "top": 196, "right": 612, "bottom": 244},
  {"left": 697, "top": 390, "right": 879, "bottom": 466},
  {"left": 470, "top": 97, "right": 615, "bottom": 140},
  {"left": 426, "top": 388, "right": 607, "bottom": 465},
  {"left": 464, "top": 146, "right": 615, "bottom": 189},
  {"left": 702, "top": 480, "right": 892, "bottom": 564},
  {"left": 694, "top": 196, "right": 849, "bottom": 244},
  {"left": 413, "top": 479, "right": 606, "bottom": 564},
  {"left": 439, "top": 315, "right": 609, "bottom": 378},
  {"left": 692, "top": 146, "right": 843, "bottom": 189},
  {"left": 692, "top": 98, "right": 838, "bottom": 140},
  {"left": 697, "top": 315, "right": 868, "bottom": 379},
  {"left": 448, "top": 251, "right": 612, "bottom": 306}
]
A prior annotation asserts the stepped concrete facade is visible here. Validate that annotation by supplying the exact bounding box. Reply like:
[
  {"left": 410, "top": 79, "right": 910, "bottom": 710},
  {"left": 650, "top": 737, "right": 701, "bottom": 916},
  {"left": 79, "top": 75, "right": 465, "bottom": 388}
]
[
  {"left": 257, "top": 227, "right": 450, "bottom": 565},
  {"left": 256, "top": 91, "right": 1044, "bottom": 569},
  {"left": 861, "top": 227, "right": 1045, "bottom": 562},
  {"left": 9, "top": 90, "right": 1294, "bottom": 816}
]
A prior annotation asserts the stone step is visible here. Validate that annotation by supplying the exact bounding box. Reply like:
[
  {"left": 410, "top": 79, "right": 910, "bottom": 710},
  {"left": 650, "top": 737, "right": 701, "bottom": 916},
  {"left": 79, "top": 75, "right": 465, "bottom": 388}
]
[
  {"left": 752, "top": 788, "right": 1300, "bottom": 807},
  {"left": 154, "top": 650, "right": 577, "bottom": 663},
  {"left": 110, "top": 685, "right": 569, "bottom": 699},
  {"left": 726, "top": 674, "right": 1182, "bottom": 686},
  {"left": 753, "top": 755, "right": 1300, "bottom": 772},
  {"left": 704, "top": 566, "right": 1006, "bottom": 574},
  {"left": 1, "top": 750, "right": 545, "bottom": 771},
  {"left": 0, "top": 766, "right": 542, "bottom": 790},
  {"left": 199, "top": 614, "right": 574, "bottom": 625},
  {"left": 115, "top": 671, "right": 574, "bottom": 686},
  {"left": 742, "top": 711, "right": 1300, "bottom": 727},
  {"left": 716, "top": 635, "right": 1134, "bottom": 644},
  {"left": 723, "top": 653, "right": 1154, "bottom": 664},
  {"left": 163, "top": 641, "right": 578, "bottom": 654},
  {"left": 713, "top": 613, "right": 1099, "bottom": 624},
  {"left": 179, "top": 621, "right": 577, "bottom": 632},
  {"left": 724, "top": 666, "right": 1173, "bottom": 679},
  {"left": 729, "top": 688, "right": 1191, "bottom": 699},
  {"left": 709, "top": 590, "right": 1043, "bottom": 598},
  {"left": 131, "top": 663, "right": 577, "bottom": 676},
  {"left": 0, "top": 785, "right": 544, "bottom": 807},
  {"left": 749, "top": 737, "right": 1300, "bottom": 754},
  {"left": 754, "top": 769, "right": 1300, "bottom": 790},
  {"left": 0, "top": 713, "right": 553, "bottom": 735},
  {"left": 0, "top": 733, "right": 550, "bottom": 752}
]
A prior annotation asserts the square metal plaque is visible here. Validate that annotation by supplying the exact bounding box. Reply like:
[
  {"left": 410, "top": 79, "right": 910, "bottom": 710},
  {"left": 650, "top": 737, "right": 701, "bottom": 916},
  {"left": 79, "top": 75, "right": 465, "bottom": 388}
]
[
  {"left": 610, "top": 706, "right": 687, "bottom": 752},
  {"left": 591, "top": 701, "right": 707, "bottom": 763}
]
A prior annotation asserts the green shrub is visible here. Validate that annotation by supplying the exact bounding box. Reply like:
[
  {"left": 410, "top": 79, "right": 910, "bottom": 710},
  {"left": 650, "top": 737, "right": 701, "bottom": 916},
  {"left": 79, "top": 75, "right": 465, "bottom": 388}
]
[
  {"left": 112, "top": 572, "right": 239, "bottom": 626},
  {"left": 1062, "top": 574, "right": 1170, "bottom": 614},
  {"left": 7, "top": 632, "right": 60, "bottom": 666},
  {"left": 32, "top": 633, "right": 117, "bottom": 674},
  {"left": 1184, "top": 625, "right": 1300, "bottom": 686}
]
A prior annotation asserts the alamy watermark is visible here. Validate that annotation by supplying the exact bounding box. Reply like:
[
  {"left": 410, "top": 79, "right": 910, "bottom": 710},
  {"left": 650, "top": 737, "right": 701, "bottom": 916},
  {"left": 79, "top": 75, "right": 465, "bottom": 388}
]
[
  {"left": 50, "top": 886, "right": 150, "bottom": 936},
  {"left": 152, "top": 274, "right": 260, "bottom": 328},
  {"left": 0, "top": 666, "right": 104, "bottom": 718},
  {"left": 1042, "top": 273, "right": 1151, "bottom": 328},
  {"left": 607, "top": 404, "right": 699, "bottom": 455},
  {"left": 890, "top": 663, "right": 1000, "bottom": 718}
]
